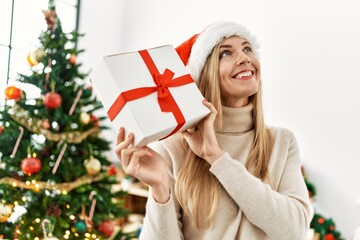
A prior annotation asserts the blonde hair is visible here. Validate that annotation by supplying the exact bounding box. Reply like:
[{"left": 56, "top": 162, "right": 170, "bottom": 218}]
[{"left": 175, "top": 40, "right": 274, "bottom": 229}]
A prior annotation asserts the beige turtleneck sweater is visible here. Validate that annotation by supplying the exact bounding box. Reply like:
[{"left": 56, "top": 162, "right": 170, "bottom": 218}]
[{"left": 140, "top": 104, "right": 313, "bottom": 240}]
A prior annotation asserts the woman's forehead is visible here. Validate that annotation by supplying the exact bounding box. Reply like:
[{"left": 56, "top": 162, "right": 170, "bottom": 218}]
[{"left": 220, "top": 36, "right": 249, "bottom": 46}]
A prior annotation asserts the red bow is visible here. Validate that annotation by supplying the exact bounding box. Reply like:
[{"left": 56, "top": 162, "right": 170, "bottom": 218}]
[{"left": 107, "top": 49, "right": 194, "bottom": 139}]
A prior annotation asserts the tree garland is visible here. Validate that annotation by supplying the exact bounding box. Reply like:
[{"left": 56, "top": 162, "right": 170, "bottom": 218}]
[
  {"left": 0, "top": 173, "right": 106, "bottom": 193},
  {"left": 9, "top": 104, "right": 99, "bottom": 144}
]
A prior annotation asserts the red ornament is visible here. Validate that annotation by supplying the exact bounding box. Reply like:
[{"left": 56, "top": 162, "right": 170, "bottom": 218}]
[
  {"left": 325, "top": 233, "right": 335, "bottom": 240},
  {"left": 4, "top": 86, "right": 22, "bottom": 100},
  {"left": 21, "top": 157, "right": 42, "bottom": 175},
  {"left": 41, "top": 119, "right": 50, "bottom": 130},
  {"left": 98, "top": 220, "right": 115, "bottom": 237},
  {"left": 107, "top": 164, "right": 117, "bottom": 176},
  {"left": 0, "top": 126, "right": 3, "bottom": 134},
  {"left": 43, "top": 92, "right": 62, "bottom": 109},
  {"left": 328, "top": 225, "right": 335, "bottom": 231},
  {"left": 89, "top": 115, "right": 100, "bottom": 127},
  {"left": 318, "top": 217, "right": 325, "bottom": 224},
  {"left": 308, "top": 191, "right": 312, "bottom": 198},
  {"left": 69, "top": 55, "right": 76, "bottom": 65}
]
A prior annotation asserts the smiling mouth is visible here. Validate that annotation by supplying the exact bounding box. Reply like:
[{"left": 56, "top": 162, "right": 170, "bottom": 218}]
[{"left": 233, "top": 70, "right": 253, "bottom": 80}]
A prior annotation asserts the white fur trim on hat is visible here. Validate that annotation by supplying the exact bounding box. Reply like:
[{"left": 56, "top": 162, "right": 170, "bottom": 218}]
[{"left": 187, "top": 21, "right": 259, "bottom": 82}]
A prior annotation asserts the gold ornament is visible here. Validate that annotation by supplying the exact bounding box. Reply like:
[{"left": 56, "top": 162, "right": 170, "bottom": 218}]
[
  {"left": 33, "top": 48, "right": 46, "bottom": 62},
  {"left": 0, "top": 202, "right": 13, "bottom": 223},
  {"left": 80, "top": 112, "right": 90, "bottom": 125},
  {"left": 27, "top": 52, "right": 38, "bottom": 66},
  {"left": 84, "top": 156, "right": 101, "bottom": 175},
  {"left": 27, "top": 48, "right": 46, "bottom": 66}
]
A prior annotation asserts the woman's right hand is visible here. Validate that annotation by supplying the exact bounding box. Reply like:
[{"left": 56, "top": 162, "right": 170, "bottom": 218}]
[{"left": 114, "top": 127, "right": 170, "bottom": 203}]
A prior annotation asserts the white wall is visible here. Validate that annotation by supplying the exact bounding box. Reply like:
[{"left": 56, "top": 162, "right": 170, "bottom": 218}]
[{"left": 78, "top": 0, "right": 360, "bottom": 238}]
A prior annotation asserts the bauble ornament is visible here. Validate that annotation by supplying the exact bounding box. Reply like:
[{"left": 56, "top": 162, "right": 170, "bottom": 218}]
[
  {"left": 33, "top": 48, "right": 46, "bottom": 62},
  {"left": 80, "top": 112, "right": 90, "bottom": 125},
  {"left": 98, "top": 219, "right": 115, "bottom": 237},
  {"left": 84, "top": 156, "right": 101, "bottom": 175},
  {"left": 47, "top": 202, "right": 62, "bottom": 217},
  {"left": 4, "top": 86, "right": 22, "bottom": 100},
  {"left": 82, "top": 86, "right": 92, "bottom": 98},
  {"left": 317, "top": 217, "right": 325, "bottom": 224},
  {"left": 107, "top": 164, "right": 117, "bottom": 176},
  {"left": 41, "top": 146, "right": 52, "bottom": 157},
  {"left": 27, "top": 48, "right": 46, "bottom": 66},
  {"left": 69, "top": 55, "right": 76, "bottom": 65},
  {"left": 43, "top": 92, "right": 62, "bottom": 109},
  {"left": 42, "top": 119, "right": 51, "bottom": 130},
  {"left": 0, "top": 202, "right": 13, "bottom": 223},
  {"left": 74, "top": 220, "right": 87, "bottom": 233},
  {"left": 27, "top": 52, "right": 38, "bottom": 66},
  {"left": 21, "top": 157, "right": 42, "bottom": 175},
  {"left": 89, "top": 114, "right": 100, "bottom": 127}
]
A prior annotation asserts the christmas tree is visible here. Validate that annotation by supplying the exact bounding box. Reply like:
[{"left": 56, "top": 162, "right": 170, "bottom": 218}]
[
  {"left": 0, "top": 1, "right": 132, "bottom": 239},
  {"left": 303, "top": 168, "right": 345, "bottom": 240}
]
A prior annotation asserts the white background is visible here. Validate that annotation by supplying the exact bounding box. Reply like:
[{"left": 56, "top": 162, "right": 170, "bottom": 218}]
[{"left": 78, "top": 0, "right": 360, "bottom": 238}]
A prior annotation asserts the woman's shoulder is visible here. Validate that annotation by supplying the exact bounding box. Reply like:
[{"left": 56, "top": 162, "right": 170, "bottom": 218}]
[{"left": 269, "top": 126, "right": 297, "bottom": 143}]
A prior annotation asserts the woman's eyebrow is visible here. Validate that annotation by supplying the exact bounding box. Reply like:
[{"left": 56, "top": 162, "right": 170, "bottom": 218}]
[
  {"left": 219, "top": 44, "right": 232, "bottom": 49},
  {"left": 220, "top": 41, "right": 251, "bottom": 49}
]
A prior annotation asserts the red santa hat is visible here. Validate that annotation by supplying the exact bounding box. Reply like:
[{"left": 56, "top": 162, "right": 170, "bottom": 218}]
[{"left": 176, "top": 21, "right": 259, "bottom": 82}]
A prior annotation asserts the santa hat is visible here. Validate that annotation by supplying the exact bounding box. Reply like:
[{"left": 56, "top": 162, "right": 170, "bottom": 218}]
[{"left": 176, "top": 21, "right": 259, "bottom": 82}]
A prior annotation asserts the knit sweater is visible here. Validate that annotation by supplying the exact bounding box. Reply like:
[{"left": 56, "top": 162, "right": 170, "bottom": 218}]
[{"left": 139, "top": 103, "right": 313, "bottom": 240}]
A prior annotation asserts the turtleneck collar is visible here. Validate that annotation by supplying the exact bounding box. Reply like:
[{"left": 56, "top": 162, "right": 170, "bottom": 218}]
[{"left": 218, "top": 103, "right": 254, "bottom": 133}]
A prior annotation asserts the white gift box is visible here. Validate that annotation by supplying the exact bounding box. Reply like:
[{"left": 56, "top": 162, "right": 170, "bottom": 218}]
[{"left": 90, "top": 45, "right": 210, "bottom": 146}]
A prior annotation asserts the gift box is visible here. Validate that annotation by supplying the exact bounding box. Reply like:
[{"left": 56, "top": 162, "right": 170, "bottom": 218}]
[{"left": 90, "top": 45, "right": 210, "bottom": 146}]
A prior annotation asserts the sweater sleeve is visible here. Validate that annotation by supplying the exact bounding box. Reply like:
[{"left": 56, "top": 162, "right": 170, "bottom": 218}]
[
  {"left": 139, "top": 189, "right": 183, "bottom": 240},
  {"left": 209, "top": 130, "right": 313, "bottom": 240},
  {"left": 139, "top": 137, "right": 184, "bottom": 240}
]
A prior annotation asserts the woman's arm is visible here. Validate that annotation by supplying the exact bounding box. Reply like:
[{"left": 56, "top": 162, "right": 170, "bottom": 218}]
[
  {"left": 114, "top": 128, "right": 184, "bottom": 239},
  {"left": 209, "top": 130, "right": 313, "bottom": 240},
  {"left": 139, "top": 138, "right": 184, "bottom": 240},
  {"left": 140, "top": 189, "right": 183, "bottom": 240}
]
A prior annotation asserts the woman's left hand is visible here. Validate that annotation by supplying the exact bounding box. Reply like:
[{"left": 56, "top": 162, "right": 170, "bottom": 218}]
[{"left": 182, "top": 100, "right": 225, "bottom": 165}]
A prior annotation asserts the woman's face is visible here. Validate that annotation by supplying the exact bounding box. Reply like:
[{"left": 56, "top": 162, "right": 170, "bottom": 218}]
[{"left": 218, "top": 36, "right": 260, "bottom": 107}]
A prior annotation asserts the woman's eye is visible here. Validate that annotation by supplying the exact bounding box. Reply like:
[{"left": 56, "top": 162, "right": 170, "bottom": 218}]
[
  {"left": 220, "top": 50, "right": 231, "bottom": 59},
  {"left": 243, "top": 46, "right": 253, "bottom": 53}
]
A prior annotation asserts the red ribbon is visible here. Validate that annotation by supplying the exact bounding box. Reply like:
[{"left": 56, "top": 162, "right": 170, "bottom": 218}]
[{"left": 107, "top": 49, "right": 194, "bottom": 139}]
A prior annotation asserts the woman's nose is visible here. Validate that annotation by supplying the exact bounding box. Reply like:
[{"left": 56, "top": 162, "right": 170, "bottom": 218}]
[{"left": 235, "top": 52, "right": 250, "bottom": 65}]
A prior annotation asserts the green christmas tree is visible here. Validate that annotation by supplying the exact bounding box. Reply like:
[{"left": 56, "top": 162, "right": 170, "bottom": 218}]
[
  {"left": 303, "top": 167, "right": 345, "bottom": 240},
  {"left": 0, "top": 1, "right": 132, "bottom": 239}
]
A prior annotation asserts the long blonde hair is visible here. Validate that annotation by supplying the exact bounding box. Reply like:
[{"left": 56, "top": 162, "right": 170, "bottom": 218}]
[{"left": 175, "top": 40, "right": 274, "bottom": 229}]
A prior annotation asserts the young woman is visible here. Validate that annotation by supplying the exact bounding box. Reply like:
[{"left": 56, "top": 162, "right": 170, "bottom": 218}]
[{"left": 115, "top": 21, "right": 313, "bottom": 240}]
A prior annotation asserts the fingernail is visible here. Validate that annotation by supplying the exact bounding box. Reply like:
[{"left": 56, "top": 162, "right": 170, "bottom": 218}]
[
  {"left": 202, "top": 99, "right": 208, "bottom": 102},
  {"left": 128, "top": 133, "right": 132, "bottom": 138},
  {"left": 119, "top": 126, "right": 123, "bottom": 131}
]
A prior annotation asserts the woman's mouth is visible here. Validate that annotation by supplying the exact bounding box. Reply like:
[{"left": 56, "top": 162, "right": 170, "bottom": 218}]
[{"left": 233, "top": 70, "right": 253, "bottom": 80}]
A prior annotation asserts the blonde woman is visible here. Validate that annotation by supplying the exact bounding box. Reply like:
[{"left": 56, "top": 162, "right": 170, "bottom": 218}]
[{"left": 115, "top": 21, "right": 313, "bottom": 240}]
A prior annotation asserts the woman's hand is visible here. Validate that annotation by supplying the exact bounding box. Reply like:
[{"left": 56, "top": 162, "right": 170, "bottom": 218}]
[
  {"left": 182, "top": 100, "right": 225, "bottom": 165},
  {"left": 114, "top": 127, "right": 170, "bottom": 203}
]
